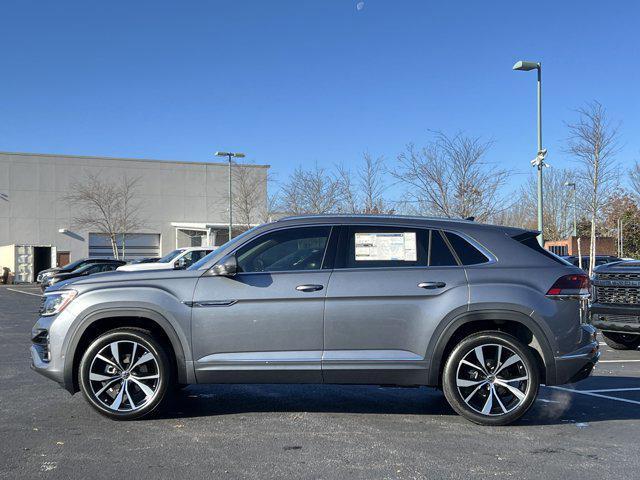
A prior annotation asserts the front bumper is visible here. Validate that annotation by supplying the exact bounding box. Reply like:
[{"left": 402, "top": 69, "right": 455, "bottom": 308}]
[
  {"left": 589, "top": 303, "right": 640, "bottom": 334},
  {"left": 552, "top": 324, "right": 600, "bottom": 385},
  {"left": 30, "top": 314, "right": 71, "bottom": 391}
]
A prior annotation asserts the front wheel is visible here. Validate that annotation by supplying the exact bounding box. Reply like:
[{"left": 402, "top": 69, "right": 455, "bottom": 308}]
[
  {"left": 79, "top": 328, "right": 172, "bottom": 420},
  {"left": 602, "top": 331, "right": 640, "bottom": 350},
  {"left": 442, "top": 331, "right": 540, "bottom": 426}
]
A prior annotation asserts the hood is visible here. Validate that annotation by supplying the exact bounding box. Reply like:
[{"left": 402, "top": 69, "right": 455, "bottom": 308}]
[
  {"left": 39, "top": 267, "right": 62, "bottom": 276},
  {"left": 594, "top": 260, "right": 640, "bottom": 273},
  {"left": 56, "top": 268, "right": 200, "bottom": 287},
  {"left": 51, "top": 271, "right": 81, "bottom": 281}
]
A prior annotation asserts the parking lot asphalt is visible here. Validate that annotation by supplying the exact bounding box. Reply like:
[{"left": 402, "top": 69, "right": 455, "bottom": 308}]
[{"left": 1, "top": 285, "right": 639, "bottom": 480}]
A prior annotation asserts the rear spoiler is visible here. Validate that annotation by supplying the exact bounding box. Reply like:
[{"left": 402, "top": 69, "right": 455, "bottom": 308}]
[{"left": 511, "top": 230, "right": 541, "bottom": 240}]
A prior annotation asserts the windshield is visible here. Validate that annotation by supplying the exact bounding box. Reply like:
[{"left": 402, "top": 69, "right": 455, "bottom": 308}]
[
  {"left": 157, "top": 249, "right": 185, "bottom": 263},
  {"left": 69, "top": 264, "right": 96, "bottom": 274},
  {"left": 187, "top": 226, "right": 261, "bottom": 271},
  {"left": 61, "top": 259, "right": 86, "bottom": 271}
]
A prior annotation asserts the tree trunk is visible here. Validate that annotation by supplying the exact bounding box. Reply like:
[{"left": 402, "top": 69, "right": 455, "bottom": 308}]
[
  {"left": 589, "top": 220, "right": 596, "bottom": 277},
  {"left": 577, "top": 237, "right": 583, "bottom": 270},
  {"left": 110, "top": 234, "right": 119, "bottom": 260}
]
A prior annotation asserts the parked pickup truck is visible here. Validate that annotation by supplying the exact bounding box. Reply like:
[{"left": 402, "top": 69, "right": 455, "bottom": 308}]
[{"left": 590, "top": 260, "right": 640, "bottom": 350}]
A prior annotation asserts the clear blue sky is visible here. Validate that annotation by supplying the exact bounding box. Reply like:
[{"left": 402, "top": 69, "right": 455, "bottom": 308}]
[{"left": 2, "top": 0, "right": 639, "bottom": 198}]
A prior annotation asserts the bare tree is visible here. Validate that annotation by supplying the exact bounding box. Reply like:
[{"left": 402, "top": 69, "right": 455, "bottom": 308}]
[
  {"left": 518, "top": 168, "right": 574, "bottom": 241},
  {"left": 358, "top": 153, "right": 391, "bottom": 213},
  {"left": 64, "top": 172, "right": 147, "bottom": 259},
  {"left": 335, "top": 153, "right": 392, "bottom": 214},
  {"left": 278, "top": 163, "right": 343, "bottom": 214},
  {"left": 119, "top": 176, "right": 146, "bottom": 259},
  {"left": 629, "top": 160, "right": 640, "bottom": 201},
  {"left": 231, "top": 162, "right": 267, "bottom": 231},
  {"left": 390, "top": 131, "right": 509, "bottom": 222},
  {"left": 566, "top": 101, "right": 620, "bottom": 276}
]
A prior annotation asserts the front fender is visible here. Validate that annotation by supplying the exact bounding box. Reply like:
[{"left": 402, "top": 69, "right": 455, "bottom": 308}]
[{"left": 59, "top": 286, "right": 196, "bottom": 392}]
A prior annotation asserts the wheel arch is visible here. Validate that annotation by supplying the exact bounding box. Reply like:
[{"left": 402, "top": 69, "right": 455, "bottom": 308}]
[
  {"left": 63, "top": 308, "right": 192, "bottom": 393},
  {"left": 426, "top": 309, "right": 557, "bottom": 387}
]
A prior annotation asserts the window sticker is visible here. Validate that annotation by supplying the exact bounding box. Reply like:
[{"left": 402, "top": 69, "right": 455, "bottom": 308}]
[{"left": 354, "top": 232, "right": 417, "bottom": 261}]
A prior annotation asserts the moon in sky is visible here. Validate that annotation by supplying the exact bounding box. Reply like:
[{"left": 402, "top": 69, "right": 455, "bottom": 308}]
[{"left": 356, "top": 1, "right": 365, "bottom": 11}]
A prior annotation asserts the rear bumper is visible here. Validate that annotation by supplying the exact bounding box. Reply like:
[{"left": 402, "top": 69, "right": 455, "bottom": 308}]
[
  {"left": 589, "top": 303, "right": 640, "bottom": 334},
  {"left": 552, "top": 324, "right": 600, "bottom": 385}
]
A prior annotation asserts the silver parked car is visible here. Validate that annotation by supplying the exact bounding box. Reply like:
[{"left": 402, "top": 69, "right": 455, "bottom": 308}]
[{"left": 31, "top": 215, "right": 599, "bottom": 425}]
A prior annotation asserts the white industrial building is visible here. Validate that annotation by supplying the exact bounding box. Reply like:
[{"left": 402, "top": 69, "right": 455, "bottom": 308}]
[{"left": 0, "top": 152, "right": 269, "bottom": 282}]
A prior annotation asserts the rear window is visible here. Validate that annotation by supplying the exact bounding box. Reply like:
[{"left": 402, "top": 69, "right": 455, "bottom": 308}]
[
  {"left": 444, "top": 232, "right": 489, "bottom": 265},
  {"left": 513, "top": 233, "right": 572, "bottom": 265}
]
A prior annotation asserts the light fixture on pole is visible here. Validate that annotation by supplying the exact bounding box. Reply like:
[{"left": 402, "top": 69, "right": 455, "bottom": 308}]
[
  {"left": 513, "top": 60, "right": 545, "bottom": 246},
  {"left": 215, "top": 151, "right": 246, "bottom": 241}
]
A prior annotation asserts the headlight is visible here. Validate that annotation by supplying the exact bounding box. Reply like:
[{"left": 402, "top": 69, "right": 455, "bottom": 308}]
[{"left": 40, "top": 290, "right": 78, "bottom": 316}]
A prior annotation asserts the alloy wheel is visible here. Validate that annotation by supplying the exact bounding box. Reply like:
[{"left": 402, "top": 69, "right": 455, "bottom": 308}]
[
  {"left": 455, "top": 343, "right": 530, "bottom": 416},
  {"left": 88, "top": 340, "right": 161, "bottom": 412}
]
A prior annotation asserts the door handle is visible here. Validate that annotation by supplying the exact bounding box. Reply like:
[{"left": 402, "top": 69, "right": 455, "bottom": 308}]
[
  {"left": 296, "top": 284, "right": 324, "bottom": 292},
  {"left": 418, "top": 281, "right": 446, "bottom": 289}
]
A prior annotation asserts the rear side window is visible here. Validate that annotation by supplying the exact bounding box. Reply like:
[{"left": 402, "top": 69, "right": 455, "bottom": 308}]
[
  {"left": 339, "top": 226, "right": 428, "bottom": 268},
  {"left": 444, "top": 232, "right": 489, "bottom": 265},
  {"left": 429, "top": 231, "right": 458, "bottom": 266},
  {"left": 513, "top": 233, "right": 571, "bottom": 265},
  {"left": 336, "top": 227, "right": 464, "bottom": 269}
]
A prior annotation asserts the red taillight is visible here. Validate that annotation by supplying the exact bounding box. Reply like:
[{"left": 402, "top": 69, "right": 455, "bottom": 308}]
[{"left": 546, "top": 274, "right": 590, "bottom": 297}]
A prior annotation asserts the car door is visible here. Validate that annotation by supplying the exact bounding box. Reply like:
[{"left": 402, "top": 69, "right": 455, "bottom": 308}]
[
  {"left": 191, "top": 225, "right": 335, "bottom": 384},
  {"left": 322, "top": 225, "right": 469, "bottom": 385}
]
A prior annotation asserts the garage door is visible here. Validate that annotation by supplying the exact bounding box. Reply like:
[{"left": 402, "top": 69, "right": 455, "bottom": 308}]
[{"left": 89, "top": 233, "right": 161, "bottom": 260}]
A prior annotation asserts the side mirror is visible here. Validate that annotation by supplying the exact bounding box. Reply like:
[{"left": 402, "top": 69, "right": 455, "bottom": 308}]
[
  {"left": 210, "top": 254, "right": 238, "bottom": 277},
  {"left": 174, "top": 258, "right": 187, "bottom": 270}
]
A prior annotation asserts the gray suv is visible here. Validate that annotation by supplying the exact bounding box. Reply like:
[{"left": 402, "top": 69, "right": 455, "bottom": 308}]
[{"left": 31, "top": 215, "right": 599, "bottom": 425}]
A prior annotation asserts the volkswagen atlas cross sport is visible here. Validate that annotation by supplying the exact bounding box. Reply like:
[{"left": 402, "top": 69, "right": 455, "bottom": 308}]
[{"left": 31, "top": 215, "right": 599, "bottom": 426}]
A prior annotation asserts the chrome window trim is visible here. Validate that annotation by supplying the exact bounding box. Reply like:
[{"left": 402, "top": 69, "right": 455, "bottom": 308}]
[{"left": 204, "top": 221, "right": 497, "bottom": 274}]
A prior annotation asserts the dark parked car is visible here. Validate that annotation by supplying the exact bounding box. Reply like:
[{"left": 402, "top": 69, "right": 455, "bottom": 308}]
[
  {"left": 37, "top": 258, "right": 127, "bottom": 284},
  {"left": 589, "top": 260, "right": 640, "bottom": 350},
  {"left": 41, "top": 261, "right": 126, "bottom": 291},
  {"left": 562, "top": 255, "right": 621, "bottom": 272},
  {"left": 129, "top": 257, "right": 161, "bottom": 264},
  {"left": 32, "top": 215, "right": 598, "bottom": 425}
]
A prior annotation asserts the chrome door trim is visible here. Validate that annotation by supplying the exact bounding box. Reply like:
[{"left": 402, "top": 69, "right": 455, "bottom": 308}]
[
  {"left": 322, "top": 349, "right": 423, "bottom": 362},
  {"left": 183, "top": 300, "right": 237, "bottom": 308}
]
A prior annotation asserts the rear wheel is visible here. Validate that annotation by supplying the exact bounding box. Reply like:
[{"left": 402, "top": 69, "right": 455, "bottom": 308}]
[
  {"left": 79, "top": 328, "right": 172, "bottom": 420},
  {"left": 602, "top": 332, "right": 640, "bottom": 350},
  {"left": 442, "top": 331, "right": 540, "bottom": 426}
]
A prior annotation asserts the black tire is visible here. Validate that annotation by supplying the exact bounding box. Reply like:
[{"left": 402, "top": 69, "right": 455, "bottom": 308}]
[
  {"left": 442, "top": 331, "right": 540, "bottom": 426},
  {"left": 79, "top": 328, "right": 173, "bottom": 420},
  {"left": 602, "top": 332, "right": 640, "bottom": 350}
]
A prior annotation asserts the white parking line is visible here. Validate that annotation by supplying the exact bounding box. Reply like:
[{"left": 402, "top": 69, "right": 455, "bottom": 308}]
[
  {"left": 584, "top": 387, "right": 640, "bottom": 393},
  {"left": 598, "top": 359, "right": 640, "bottom": 363},
  {"left": 548, "top": 385, "right": 640, "bottom": 406},
  {"left": 6, "top": 288, "right": 42, "bottom": 297}
]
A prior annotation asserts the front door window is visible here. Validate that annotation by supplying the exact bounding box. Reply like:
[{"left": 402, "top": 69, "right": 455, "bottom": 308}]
[{"left": 235, "top": 226, "right": 331, "bottom": 273}]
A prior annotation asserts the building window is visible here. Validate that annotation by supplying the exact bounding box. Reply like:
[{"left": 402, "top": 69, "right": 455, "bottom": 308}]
[{"left": 547, "top": 245, "right": 568, "bottom": 256}]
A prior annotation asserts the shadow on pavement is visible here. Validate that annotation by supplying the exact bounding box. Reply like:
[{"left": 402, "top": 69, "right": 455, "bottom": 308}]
[{"left": 157, "top": 376, "right": 640, "bottom": 426}]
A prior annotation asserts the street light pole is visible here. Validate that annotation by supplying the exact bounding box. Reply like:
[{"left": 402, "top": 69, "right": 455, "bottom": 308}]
[
  {"left": 514, "top": 60, "right": 546, "bottom": 246},
  {"left": 215, "top": 151, "right": 246, "bottom": 241}
]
